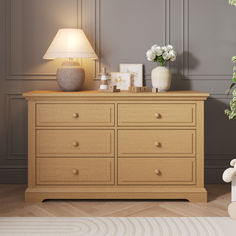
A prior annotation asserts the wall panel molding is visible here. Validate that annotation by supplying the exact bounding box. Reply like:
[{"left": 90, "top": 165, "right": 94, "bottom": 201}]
[
  {"left": 6, "top": 93, "right": 27, "bottom": 160},
  {"left": 5, "top": 0, "right": 83, "bottom": 80},
  {"left": 146, "top": 0, "right": 170, "bottom": 78},
  {"left": 1, "top": 0, "right": 235, "bottom": 184},
  {"left": 80, "top": 0, "right": 99, "bottom": 81},
  {"left": 77, "top": 0, "right": 82, "bottom": 28},
  {"left": 95, "top": 0, "right": 101, "bottom": 79},
  {"left": 182, "top": 0, "right": 232, "bottom": 80},
  {"left": 98, "top": 0, "right": 169, "bottom": 79},
  {"left": 165, "top": 0, "right": 170, "bottom": 46},
  {"left": 205, "top": 155, "right": 233, "bottom": 183}
]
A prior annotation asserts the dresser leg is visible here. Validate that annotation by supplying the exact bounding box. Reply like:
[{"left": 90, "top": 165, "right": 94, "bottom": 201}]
[
  {"left": 186, "top": 192, "right": 208, "bottom": 203},
  {"left": 25, "top": 188, "right": 45, "bottom": 203}
]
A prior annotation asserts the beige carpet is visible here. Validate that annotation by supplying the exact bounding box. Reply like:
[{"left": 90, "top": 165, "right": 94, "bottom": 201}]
[{"left": 0, "top": 217, "right": 236, "bottom": 236}]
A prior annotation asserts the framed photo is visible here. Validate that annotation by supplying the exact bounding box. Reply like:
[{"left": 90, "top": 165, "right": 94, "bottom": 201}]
[
  {"left": 111, "top": 72, "right": 131, "bottom": 91},
  {"left": 120, "top": 64, "right": 143, "bottom": 87}
]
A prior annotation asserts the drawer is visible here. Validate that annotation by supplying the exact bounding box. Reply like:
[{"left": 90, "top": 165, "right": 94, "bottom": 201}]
[
  {"left": 36, "top": 103, "right": 114, "bottom": 127},
  {"left": 37, "top": 158, "right": 114, "bottom": 185},
  {"left": 118, "top": 158, "right": 195, "bottom": 185},
  {"left": 118, "top": 130, "right": 195, "bottom": 157},
  {"left": 118, "top": 103, "right": 195, "bottom": 126},
  {"left": 36, "top": 130, "right": 114, "bottom": 157}
]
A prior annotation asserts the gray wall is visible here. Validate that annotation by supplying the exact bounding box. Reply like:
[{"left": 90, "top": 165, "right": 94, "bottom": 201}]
[{"left": 0, "top": 0, "right": 236, "bottom": 183}]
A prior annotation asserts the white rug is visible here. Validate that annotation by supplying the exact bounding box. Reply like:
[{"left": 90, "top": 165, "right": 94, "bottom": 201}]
[{"left": 0, "top": 217, "right": 236, "bottom": 236}]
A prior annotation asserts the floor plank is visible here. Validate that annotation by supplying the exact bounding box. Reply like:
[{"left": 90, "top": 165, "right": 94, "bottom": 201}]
[{"left": 0, "top": 184, "right": 231, "bottom": 217}]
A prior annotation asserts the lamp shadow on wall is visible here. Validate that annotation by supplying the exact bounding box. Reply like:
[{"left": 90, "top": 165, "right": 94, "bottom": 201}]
[{"left": 170, "top": 51, "right": 199, "bottom": 91}]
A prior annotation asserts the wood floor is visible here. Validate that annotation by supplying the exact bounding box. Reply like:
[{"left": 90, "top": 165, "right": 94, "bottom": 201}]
[{"left": 0, "top": 184, "right": 231, "bottom": 217}]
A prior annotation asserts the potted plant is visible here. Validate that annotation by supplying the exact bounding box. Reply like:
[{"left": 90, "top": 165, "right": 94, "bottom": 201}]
[
  {"left": 223, "top": 0, "right": 236, "bottom": 220},
  {"left": 146, "top": 44, "right": 177, "bottom": 92},
  {"left": 225, "top": 1, "right": 236, "bottom": 119}
]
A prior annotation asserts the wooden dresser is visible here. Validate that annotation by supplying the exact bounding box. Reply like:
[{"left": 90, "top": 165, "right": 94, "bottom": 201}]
[{"left": 23, "top": 90, "right": 209, "bottom": 202}]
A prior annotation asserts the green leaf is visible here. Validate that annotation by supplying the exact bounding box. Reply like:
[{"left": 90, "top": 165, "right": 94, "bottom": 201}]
[
  {"left": 233, "top": 72, "right": 236, "bottom": 82},
  {"left": 226, "top": 83, "right": 236, "bottom": 94},
  {"left": 230, "top": 83, "right": 236, "bottom": 89},
  {"left": 232, "top": 56, "right": 236, "bottom": 62},
  {"left": 230, "top": 0, "right": 236, "bottom": 6},
  {"left": 233, "top": 88, "right": 236, "bottom": 96}
]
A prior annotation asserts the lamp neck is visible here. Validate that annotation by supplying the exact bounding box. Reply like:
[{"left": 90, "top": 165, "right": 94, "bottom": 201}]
[{"left": 62, "top": 59, "right": 80, "bottom": 67}]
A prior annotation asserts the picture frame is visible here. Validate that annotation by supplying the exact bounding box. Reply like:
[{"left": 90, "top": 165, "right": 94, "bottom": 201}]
[
  {"left": 111, "top": 72, "right": 131, "bottom": 91},
  {"left": 120, "top": 64, "right": 143, "bottom": 87}
]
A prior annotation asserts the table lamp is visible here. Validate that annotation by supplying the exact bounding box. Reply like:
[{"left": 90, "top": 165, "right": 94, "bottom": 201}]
[{"left": 43, "top": 28, "right": 98, "bottom": 91}]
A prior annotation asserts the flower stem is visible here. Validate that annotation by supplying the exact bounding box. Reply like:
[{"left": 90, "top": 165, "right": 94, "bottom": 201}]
[{"left": 159, "top": 61, "right": 165, "bottom": 67}]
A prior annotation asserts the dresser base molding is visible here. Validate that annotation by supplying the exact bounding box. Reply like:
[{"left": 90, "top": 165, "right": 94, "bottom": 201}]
[{"left": 25, "top": 187, "right": 207, "bottom": 203}]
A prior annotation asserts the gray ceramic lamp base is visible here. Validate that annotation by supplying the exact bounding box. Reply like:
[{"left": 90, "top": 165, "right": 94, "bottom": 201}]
[{"left": 57, "top": 61, "right": 85, "bottom": 91}]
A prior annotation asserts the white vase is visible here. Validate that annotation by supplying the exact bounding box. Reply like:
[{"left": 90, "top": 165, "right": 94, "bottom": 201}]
[{"left": 151, "top": 66, "right": 171, "bottom": 92}]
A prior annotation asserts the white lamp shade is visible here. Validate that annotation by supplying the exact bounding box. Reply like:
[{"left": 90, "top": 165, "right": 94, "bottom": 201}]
[{"left": 43, "top": 28, "right": 98, "bottom": 60}]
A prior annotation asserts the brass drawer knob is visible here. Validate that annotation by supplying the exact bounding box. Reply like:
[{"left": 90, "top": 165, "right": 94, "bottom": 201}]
[
  {"left": 73, "top": 113, "right": 79, "bottom": 118},
  {"left": 72, "top": 169, "right": 79, "bottom": 175},
  {"left": 154, "top": 113, "right": 161, "bottom": 119},
  {"left": 72, "top": 141, "right": 79, "bottom": 147},
  {"left": 154, "top": 169, "right": 161, "bottom": 176},
  {"left": 154, "top": 141, "right": 161, "bottom": 147}
]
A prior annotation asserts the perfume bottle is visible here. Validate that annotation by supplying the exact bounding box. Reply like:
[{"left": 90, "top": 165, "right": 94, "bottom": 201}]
[{"left": 99, "top": 67, "right": 110, "bottom": 91}]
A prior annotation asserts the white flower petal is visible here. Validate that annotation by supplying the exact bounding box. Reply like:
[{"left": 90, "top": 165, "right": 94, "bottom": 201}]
[
  {"left": 167, "top": 45, "right": 174, "bottom": 51},
  {"left": 146, "top": 49, "right": 156, "bottom": 61}
]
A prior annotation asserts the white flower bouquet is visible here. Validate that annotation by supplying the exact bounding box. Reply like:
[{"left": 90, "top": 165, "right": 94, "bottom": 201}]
[{"left": 146, "top": 44, "right": 177, "bottom": 66}]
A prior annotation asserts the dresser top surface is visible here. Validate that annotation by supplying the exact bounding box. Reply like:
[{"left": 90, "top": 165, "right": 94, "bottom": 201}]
[{"left": 23, "top": 90, "right": 209, "bottom": 99}]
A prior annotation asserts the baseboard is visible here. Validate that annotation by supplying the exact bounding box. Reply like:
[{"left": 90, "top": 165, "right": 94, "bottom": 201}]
[
  {"left": 205, "top": 168, "right": 225, "bottom": 184},
  {"left": 0, "top": 168, "right": 27, "bottom": 184}
]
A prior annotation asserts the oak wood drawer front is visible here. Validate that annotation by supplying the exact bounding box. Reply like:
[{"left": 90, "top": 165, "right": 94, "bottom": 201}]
[
  {"left": 36, "top": 104, "right": 114, "bottom": 126},
  {"left": 37, "top": 130, "right": 114, "bottom": 157},
  {"left": 118, "top": 130, "right": 195, "bottom": 157},
  {"left": 37, "top": 158, "right": 114, "bottom": 185},
  {"left": 118, "top": 104, "right": 195, "bottom": 126},
  {"left": 118, "top": 158, "right": 195, "bottom": 185}
]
